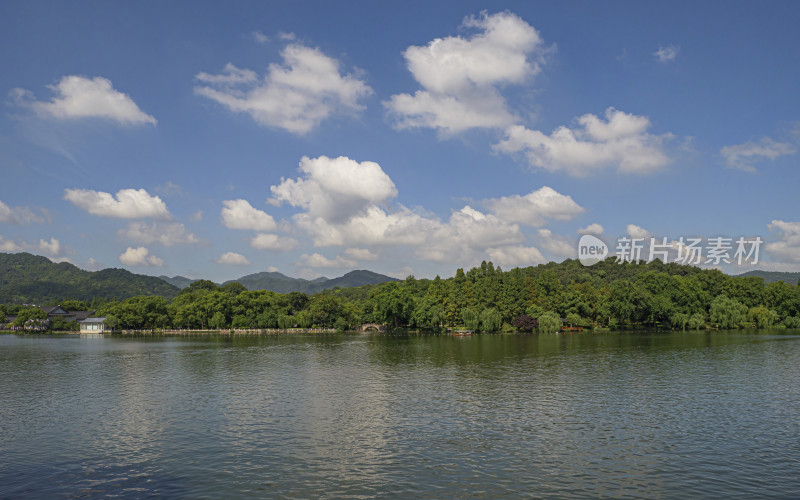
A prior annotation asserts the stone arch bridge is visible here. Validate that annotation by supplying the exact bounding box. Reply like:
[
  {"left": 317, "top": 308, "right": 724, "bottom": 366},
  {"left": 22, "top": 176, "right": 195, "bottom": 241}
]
[{"left": 357, "top": 323, "right": 387, "bottom": 332}]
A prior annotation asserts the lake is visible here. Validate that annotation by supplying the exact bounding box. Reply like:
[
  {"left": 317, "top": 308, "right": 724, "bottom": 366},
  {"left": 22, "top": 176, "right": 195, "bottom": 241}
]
[{"left": 1, "top": 331, "right": 799, "bottom": 498}]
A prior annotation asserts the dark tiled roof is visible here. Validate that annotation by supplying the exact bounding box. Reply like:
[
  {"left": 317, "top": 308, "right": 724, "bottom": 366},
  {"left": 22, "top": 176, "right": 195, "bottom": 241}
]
[
  {"left": 40, "top": 306, "right": 69, "bottom": 315},
  {"left": 80, "top": 317, "right": 106, "bottom": 324},
  {"left": 71, "top": 311, "right": 96, "bottom": 321}
]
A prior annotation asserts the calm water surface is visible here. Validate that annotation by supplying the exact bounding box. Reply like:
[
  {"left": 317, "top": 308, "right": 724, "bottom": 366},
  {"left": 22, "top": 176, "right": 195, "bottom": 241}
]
[{"left": 2, "top": 331, "right": 799, "bottom": 498}]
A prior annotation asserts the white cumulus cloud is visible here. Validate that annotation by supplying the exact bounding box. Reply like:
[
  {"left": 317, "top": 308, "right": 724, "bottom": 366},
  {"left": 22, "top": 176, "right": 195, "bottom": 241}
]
[
  {"left": 12, "top": 75, "right": 156, "bottom": 125},
  {"left": 536, "top": 229, "right": 575, "bottom": 258},
  {"left": 766, "top": 220, "right": 800, "bottom": 262},
  {"left": 270, "top": 155, "right": 397, "bottom": 223},
  {"left": 578, "top": 223, "right": 605, "bottom": 236},
  {"left": 250, "top": 233, "right": 299, "bottom": 251},
  {"left": 385, "top": 11, "right": 548, "bottom": 135},
  {"left": 720, "top": 137, "right": 796, "bottom": 172},
  {"left": 484, "top": 186, "right": 584, "bottom": 226},
  {"left": 64, "top": 188, "right": 170, "bottom": 219},
  {"left": 38, "top": 237, "right": 61, "bottom": 256},
  {"left": 0, "top": 235, "right": 23, "bottom": 252},
  {"left": 495, "top": 108, "right": 672, "bottom": 176},
  {"left": 626, "top": 224, "right": 651, "bottom": 240},
  {"left": 221, "top": 199, "right": 277, "bottom": 231},
  {"left": 487, "top": 245, "right": 546, "bottom": 268},
  {"left": 119, "top": 247, "right": 163, "bottom": 267},
  {"left": 195, "top": 43, "right": 372, "bottom": 134},
  {"left": 215, "top": 251, "right": 251, "bottom": 266}
]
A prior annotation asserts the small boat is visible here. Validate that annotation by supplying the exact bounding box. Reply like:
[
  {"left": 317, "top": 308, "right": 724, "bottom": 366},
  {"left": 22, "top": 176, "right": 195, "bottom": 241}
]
[{"left": 453, "top": 330, "right": 474, "bottom": 336}]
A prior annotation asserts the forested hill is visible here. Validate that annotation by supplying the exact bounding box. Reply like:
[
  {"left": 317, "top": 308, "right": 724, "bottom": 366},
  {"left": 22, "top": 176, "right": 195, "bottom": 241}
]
[
  {"left": 734, "top": 270, "right": 800, "bottom": 285},
  {"left": 0, "top": 252, "right": 179, "bottom": 303},
  {"left": 158, "top": 275, "right": 196, "bottom": 289},
  {"left": 223, "top": 269, "right": 398, "bottom": 294}
]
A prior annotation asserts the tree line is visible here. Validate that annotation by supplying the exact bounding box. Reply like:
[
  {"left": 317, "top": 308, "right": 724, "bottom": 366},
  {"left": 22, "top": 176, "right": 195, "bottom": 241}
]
[{"left": 3, "top": 258, "right": 800, "bottom": 333}]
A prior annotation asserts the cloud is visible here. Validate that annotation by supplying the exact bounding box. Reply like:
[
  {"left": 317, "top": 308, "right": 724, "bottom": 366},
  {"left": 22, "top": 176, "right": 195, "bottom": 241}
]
[
  {"left": 38, "top": 237, "right": 61, "bottom": 256},
  {"left": 0, "top": 234, "right": 64, "bottom": 256},
  {"left": 221, "top": 199, "right": 277, "bottom": 231},
  {"left": 12, "top": 75, "right": 156, "bottom": 125},
  {"left": 487, "top": 245, "right": 546, "bottom": 268},
  {"left": 270, "top": 155, "right": 397, "bottom": 223},
  {"left": 298, "top": 252, "right": 357, "bottom": 268},
  {"left": 195, "top": 43, "right": 372, "bottom": 134},
  {"left": 385, "top": 11, "right": 548, "bottom": 135},
  {"left": 0, "top": 235, "right": 23, "bottom": 252},
  {"left": 344, "top": 247, "right": 379, "bottom": 261},
  {"left": 484, "top": 186, "right": 583, "bottom": 226},
  {"left": 154, "top": 181, "right": 185, "bottom": 197},
  {"left": 578, "top": 223, "right": 604, "bottom": 236},
  {"left": 250, "top": 233, "right": 299, "bottom": 251},
  {"left": 536, "top": 229, "right": 575, "bottom": 258},
  {"left": 215, "top": 251, "right": 251, "bottom": 266},
  {"left": 626, "top": 224, "right": 651, "bottom": 239},
  {"left": 0, "top": 200, "right": 45, "bottom": 225},
  {"left": 267, "top": 155, "right": 562, "bottom": 269},
  {"left": 494, "top": 108, "right": 673, "bottom": 176},
  {"left": 118, "top": 221, "right": 199, "bottom": 246},
  {"left": 293, "top": 205, "right": 435, "bottom": 247},
  {"left": 720, "top": 137, "right": 796, "bottom": 172},
  {"left": 654, "top": 45, "right": 680, "bottom": 63},
  {"left": 64, "top": 188, "right": 170, "bottom": 219},
  {"left": 250, "top": 31, "right": 269, "bottom": 44},
  {"left": 435, "top": 205, "right": 523, "bottom": 251},
  {"left": 766, "top": 220, "right": 800, "bottom": 262},
  {"left": 119, "top": 247, "right": 163, "bottom": 267}
]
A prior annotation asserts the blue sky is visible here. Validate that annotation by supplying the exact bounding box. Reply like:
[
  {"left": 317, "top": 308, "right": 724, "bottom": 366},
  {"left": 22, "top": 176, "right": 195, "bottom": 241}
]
[{"left": 2, "top": 0, "right": 799, "bottom": 282}]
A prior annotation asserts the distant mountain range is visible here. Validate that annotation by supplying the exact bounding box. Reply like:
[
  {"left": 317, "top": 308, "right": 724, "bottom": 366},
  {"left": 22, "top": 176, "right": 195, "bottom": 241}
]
[
  {"left": 0, "top": 252, "right": 179, "bottom": 304},
  {"left": 158, "top": 275, "right": 196, "bottom": 289},
  {"left": 733, "top": 270, "right": 800, "bottom": 285},
  {"left": 220, "top": 269, "right": 399, "bottom": 294},
  {"left": 0, "top": 251, "right": 398, "bottom": 305}
]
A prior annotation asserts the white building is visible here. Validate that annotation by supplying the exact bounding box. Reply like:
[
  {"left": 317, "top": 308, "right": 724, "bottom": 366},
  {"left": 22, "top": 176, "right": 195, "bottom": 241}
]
[{"left": 79, "top": 317, "right": 109, "bottom": 333}]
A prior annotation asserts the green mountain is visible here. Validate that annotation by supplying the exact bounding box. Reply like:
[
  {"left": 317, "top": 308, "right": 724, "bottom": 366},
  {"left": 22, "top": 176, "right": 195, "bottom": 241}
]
[
  {"left": 224, "top": 269, "right": 398, "bottom": 294},
  {"left": 0, "top": 252, "right": 180, "bottom": 303},
  {"left": 733, "top": 270, "right": 800, "bottom": 285},
  {"left": 158, "top": 275, "right": 196, "bottom": 289}
]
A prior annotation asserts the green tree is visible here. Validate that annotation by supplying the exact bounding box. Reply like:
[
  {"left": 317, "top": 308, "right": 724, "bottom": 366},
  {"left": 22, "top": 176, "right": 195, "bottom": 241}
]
[
  {"left": 209, "top": 311, "right": 226, "bottom": 329},
  {"left": 277, "top": 314, "right": 293, "bottom": 329},
  {"left": 220, "top": 282, "right": 248, "bottom": 296},
  {"left": 538, "top": 311, "right": 562, "bottom": 334},
  {"left": 748, "top": 306, "right": 779, "bottom": 329},
  {"left": 688, "top": 312, "right": 705, "bottom": 330},
  {"left": 13, "top": 307, "right": 49, "bottom": 331},
  {"left": 461, "top": 308, "right": 479, "bottom": 330},
  {"left": 671, "top": 312, "right": 689, "bottom": 331},
  {"left": 59, "top": 300, "right": 90, "bottom": 311},
  {"left": 709, "top": 295, "right": 747, "bottom": 329},
  {"left": 370, "top": 282, "right": 414, "bottom": 328},
  {"left": 480, "top": 308, "right": 502, "bottom": 333},
  {"left": 565, "top": 312, "right": 581, "bottom": 328}
]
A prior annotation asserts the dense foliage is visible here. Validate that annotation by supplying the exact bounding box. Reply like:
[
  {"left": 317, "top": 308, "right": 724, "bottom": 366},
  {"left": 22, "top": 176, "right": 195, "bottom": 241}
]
[
  {"left": 85, "top": 258, "right": 800, "bottom": 332},
  {"left": 5, "top": 257, "right": 800, "bottom": 333}
]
